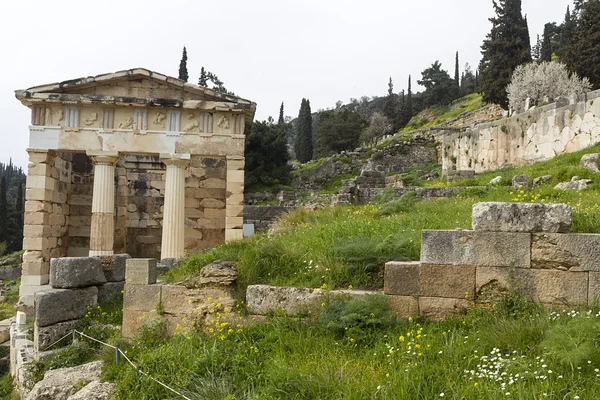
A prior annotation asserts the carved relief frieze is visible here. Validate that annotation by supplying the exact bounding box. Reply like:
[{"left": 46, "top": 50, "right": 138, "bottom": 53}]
[
  {"left": 57, "top": 109, "right": 64, "bottom": 122},
  {"left": 153, "top": 112, "right": 166, "bottom": 126},
  {"left": 182, "top": 119, "right": 199, "bottom": 133},
  {"left": 83, "top": 112, "right": 98, "bottom": 126},
  {"left": 118, "top": 117, "right": 134, "bottom": 129},
  {"left": 45, "top": 108, "right": 53, "bottom": 126},
  {"left": 217, "top": 115, "right": 230, "bottom": 129}
]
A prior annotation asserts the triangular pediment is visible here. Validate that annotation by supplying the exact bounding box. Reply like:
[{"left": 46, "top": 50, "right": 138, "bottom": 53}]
[{"left": 16, "top": 68, "right": 253, "bottom": 106}]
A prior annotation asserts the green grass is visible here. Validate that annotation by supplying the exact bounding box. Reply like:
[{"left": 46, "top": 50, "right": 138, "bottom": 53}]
[
  {"left": 317, "top": 171, "right": 360, "bottom": 194},
  {"left": 93, "top": 293, "right": 600, "bottom": 400}
]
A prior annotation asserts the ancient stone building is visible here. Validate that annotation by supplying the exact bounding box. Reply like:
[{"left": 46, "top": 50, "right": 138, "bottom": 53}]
[{"left": 15, "top": 68, "right": 256, "bottom": 302}]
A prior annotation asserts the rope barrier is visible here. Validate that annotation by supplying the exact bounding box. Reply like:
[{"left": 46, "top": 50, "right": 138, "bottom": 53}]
[
  {"left": 73, "top": 330, "right": 191, "bottom": 400},
  {"left": 41, "top": 330, "right": 73, "bottom": 351}
]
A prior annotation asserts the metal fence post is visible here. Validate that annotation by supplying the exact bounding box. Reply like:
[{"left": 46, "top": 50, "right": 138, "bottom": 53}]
[{"left": 116, "top": 344, "right": 121, "bottom": 365}]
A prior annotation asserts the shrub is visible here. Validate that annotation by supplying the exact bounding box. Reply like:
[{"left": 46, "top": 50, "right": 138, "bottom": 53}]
[{"left": 374, "top": 192, "right": 420, "bottom": 217}]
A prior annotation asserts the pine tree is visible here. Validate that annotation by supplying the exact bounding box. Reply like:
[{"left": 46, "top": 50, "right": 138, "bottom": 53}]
[
  {"left": 532, "top": 34, "right": 542, "bottom": 62},
  {"left": 178, "top": 46, "right": 189, "bottom": 82},
  {"left": 198, "top": 67, "right": 208, "bottom": 87},
  {"left": 454, "top": 52, "right": 460, "bottom": 88},
  {"left": 295, "top": 99, "right": 313, "bottom": 163},
  {"left": 479, "top": 0, "right": 532, "bottom": 108},
  {"left": 278, "top": 102, "right": 285, "bottom": 124},
  {"left": 0, "top": 176, "right": 7, "bottom": 246},
  {"left": 567, "top": 0, "right": 600, "bottom": 89}
]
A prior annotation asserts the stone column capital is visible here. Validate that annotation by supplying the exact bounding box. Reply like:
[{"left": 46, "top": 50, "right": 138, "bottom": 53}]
[
  {"left": 160, "top": 153, "right": 191, "bottom": 168},
  {"left": 87, "top": 151, "right": 120, "bottom": 166},
  {"left": 27, "top": 148, "right": 56, "bottom": 163}
]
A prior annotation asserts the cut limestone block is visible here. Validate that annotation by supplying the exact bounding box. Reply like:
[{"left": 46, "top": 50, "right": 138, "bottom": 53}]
[
  {"left": 472, "top": 202, "right": 572, "bottom": 233},
  {"left": 97, "top": 281, "right": 125, "bottom": 304},
  {"left": 0, "top": 319, "right": 11, "bottom": 344},
  {"left": 123, "top": 284, "right": 161, "bottom": 312},
  {"left": 476, "top": 267, "right": 588, "bottom": 305},
  {"left": 50, "top": 257, "right": 106, "bottom": 289},
  {"left": 419, "top": 264, "right": 475, "bottom": 298},
  {"left": 384, "top": 262, "right": 419, "bottom": 296},
  {"left": 387, "top": 295, "right": 419, "bottom": 317},
  {"left": 34, "top": 319, "right": 78, "bottom": 353},
  {"left": 103, "top": 254, "right": 131, "bottom": 282},
  {"left": 419, "top": 297, "right": 468, "bottom": 320},
  {"left": 581, "top": 153, "right": 600, "bottom": 172},
  {"left": 532, "top": 233, "right": 600, "bottom": 271},
  {"left": 125, "top": 259, "right": 157, "bottom": 285},
  {"left": 35, "top": 287, "right": 98, "bottom": 327},
  {"left": 421, "top": 230, "right": 530, "bottom": 268}
]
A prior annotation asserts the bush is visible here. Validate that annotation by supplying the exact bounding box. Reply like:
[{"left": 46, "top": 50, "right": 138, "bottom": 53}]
[
  {"left": 319, "top": 294, "right": 396, "bottom": 343},
  {"left": 374, "top": 192, "right": 420, "bottom": 217}
]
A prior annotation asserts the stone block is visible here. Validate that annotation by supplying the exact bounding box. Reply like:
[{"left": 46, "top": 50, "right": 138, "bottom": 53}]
[
  {"left": 0, "top": 319, "right": 11, "bottom": 344},
  {"left": 246, "top": 285, "right": 320, "bottom": 316},
  {"left": 50, "top": 257, "right": 106, "bottom": 289},
  {"left": 34, "top": 319, "right": 78, "bottom": 352},
  {"left": 532, "top": 233, "right": 600, "bottom": 271},
  {"left": 104, "top": 254, "right": 131, "bottom": 282},
  {"left": 421, "top": 230, "right": 530, "bottom": 268},
  {"left": 512, "top": 175, "right": 529, "bottom": 190},
  {"left": 35, "top": 287, "right": 98, "bottom": 327},
  {"left": 472, "top": 202, "right": 572, "bottom": 233},
  {"left": 122, "top": 308, "right": 159, "bottom": 339},
  {"left": 97, "top": 281, "right": 125, "bottom": 304},
  {"left": 580, "top": 153, "right": 600, "bottom": 172},
  {"left": 123, "top": 283, "right": 161, "bottom": 312},
  {"left": 199, "top": 261, "right": 238, "bottom": 286},
  {"left": 476, "top": 267, "right": 588, "bottom": 305},
  {"left": 24, "top": 212, "right": 50, "bottom": 226},
  {"left": 0, "top": 265, "right": 22, "bottom": 281},
  {"left": 383, "top": 261, "right": 420, "bottom": 295},
  {"left": 419, "top": 297, "right": 469, "bottom": 319},
  {"left": 125, "top": 258, "right": 157, "bottom": 285},
  {"left": 419, "top": 264, "right": 475, "bottom": 298},
  {"left": 387, "top": 295, "right": 419, "bottom": 317},
  {"left": 589, "top": 272, "right": 600, "bottom": 304},
  {"left": 16, "top": 311, "right": 26, "bottom": 325}
]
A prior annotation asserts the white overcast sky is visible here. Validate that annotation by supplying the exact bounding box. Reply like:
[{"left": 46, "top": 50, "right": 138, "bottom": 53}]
[{"left": 0, "top": 0, "right": 571, "bottom": 169}]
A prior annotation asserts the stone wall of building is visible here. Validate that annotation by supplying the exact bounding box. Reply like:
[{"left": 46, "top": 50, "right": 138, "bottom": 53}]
[
  {"left": 442, "top": 89, "right": 600, "bottom": 176},
  {"left": 384, "top": 202, "right": 598, "bottom": 319},
  {"left": 243, "top": 206, "right": 295, "bottom": 233}
]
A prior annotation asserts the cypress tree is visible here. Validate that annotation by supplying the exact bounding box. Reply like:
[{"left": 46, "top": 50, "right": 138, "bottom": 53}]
[
  {"left": 407, "top": 75, "right": 413, "bottom": 120},
  {"left": 295, "top": 99, "right": 313, "bottom": 163},
  {"left": 178, "top": 46, "right": 189, "bottom": 82},
  {"left": 198, "top": 67, "right": 208, "bottom": 86},
  {"left": 454, "top": 52, "right": 460, "bottom": 88},
  {"left": 557, "top": 6, "right": 575, "bottom": 60},
  {"left": 540, "top": 23, "right": 554, "bottom": 62},
  {"left": 479, "top": 0, "right": 532, "bottom": 108},
  {"left": 0, "top": 176, "right": 7, "bottom": 245},
  {"left": 567, "top": 0, "right": 600, "bottom": 89},
  {"left": 278, "top": 102, "right": 285, "bottom": 124},
  {"left": 383, "top": 77, "right": 398, "bottom": 130}
]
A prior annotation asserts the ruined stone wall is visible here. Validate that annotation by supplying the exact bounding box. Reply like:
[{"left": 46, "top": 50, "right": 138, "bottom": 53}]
[
  {"left": 443, "top": 89, "right": 600, "bottom": 176},
  {"left": 384, "top": 202, "right": 599, "bottom": 319},
  {"left": 243, "top": 206, "right": 295, "bottom": 232},
  {"left": 367, "top": 136, "right": 438, "bottom": 173}
]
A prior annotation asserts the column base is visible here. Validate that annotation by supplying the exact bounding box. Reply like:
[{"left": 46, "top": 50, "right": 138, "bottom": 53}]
[{"left": 89, "top": 250, "right": 114, "bottom": 257}]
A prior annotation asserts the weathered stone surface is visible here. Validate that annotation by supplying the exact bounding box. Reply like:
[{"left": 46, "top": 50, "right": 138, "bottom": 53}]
[
  {"left": 532, "top": 233, "right": 600, "bottom": 271},
  {"left": 421, "top": 230, "right": 530, "bottom": 268},
  {"left": 554, "top": 177, "right": 593, "bottom": 191},
  {"left": 476, "top": 267, "right": 588, "bottom": 305},
  {"left": 161, "top": 285, "right": 235, "bottom": 315},
  {"left": 97, "top": 281, "right": 125, "bottom": 304},
  {"left": 50, "top": 257, "right": 106, "bottom": 289},
  {"left": 489, "top": 176, "right": 502, "bottom": 185},
  {"left": 246, "top": 285, "right": 320, "bottom": 316},
  {"left": 103, "top": 253, "right": 130, "bottom": 282},
  {"left": 25, "top": 361, "right": 102, "bottom": 400},
  {"left": 35, "top": 287, "right": 97, "bottom": 327},
  {"left": 580, "top": 153, "right": 600, "bottom": 172},
  {"left": 387, "top": 295, "right": 419, "bottom": 317},
  {"left": 199, "top": 261, "right": 238, "bottom": 285},
  {"left": 0, "top": 265, "right": 22, "bottom": 280},
  {"left": 419, "top": 297, "right": 468, "bottom": 319},
  {"left": 512, "top": 175, "right": 529, "bottom": 190},
  {"left": 533, "top": 175, "right": 553, "bottom": 186},
  {"left": 123, "top": 284, "right": 160, "bottom": 312},
  {"left": 384, "top": 261, "right": 420, "bottom": 295},
  {"left": 34, "top": 320, "right": 78, "bottom": 353},
  {"left": 122, "top": 308, "right": 160, "bottom": 339},
  {"left": 66, "top": 381, "right": 115, "bottom": 400},
  {"left": 471, "top": 202, "right": 572, "bottom": 233},
  {"left": 589, "top": 272, "right": 600, "bottom": 304},
  {"left": 419, "top": 264, "right": 475, "bottom": 298},
  {"left": 0, "top": 257, "right": 19, "bottom": 266},
  {"left": 125, "top": 258, "right": 157, "bottom": 285},
  {"left": 0, "top": 319, "right": 10, "bottom": 344}
]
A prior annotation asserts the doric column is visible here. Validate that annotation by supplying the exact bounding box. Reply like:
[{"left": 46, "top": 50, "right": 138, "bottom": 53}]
[
  {"left": 160, "top": 153, "right": 191, "bottom": 261},
  {"left": 88, "top": 151, "right": 119, "bottom": 257},
  {"left": 225, "top": 156, "right": 245, "bottom": 242}
]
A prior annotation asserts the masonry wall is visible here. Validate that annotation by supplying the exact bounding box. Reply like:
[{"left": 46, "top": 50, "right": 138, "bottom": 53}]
[{"left": 442, "top": 89, "right": 600, "bottom": 176}]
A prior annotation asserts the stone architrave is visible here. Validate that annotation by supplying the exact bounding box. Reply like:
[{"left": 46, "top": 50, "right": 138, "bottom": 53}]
[
  {"left": 160, "top": 154, "right": 190, "bottom": 261},
  {"left": 88, "top": 151, "right": 119, "bottom": 257}
]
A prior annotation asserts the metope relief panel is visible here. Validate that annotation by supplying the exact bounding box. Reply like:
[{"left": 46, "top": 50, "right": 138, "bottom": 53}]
[
  {"left": 133, "top": 109, "right": 148, "bottom": 130},
  {"left": 200, "top": 113, "right": 213, "bottom": 133},
  {"left": 65, "top": 106, "right": 80, "bottom": 128},
  {"left": 101, "top": 109, "right": 115, "bottom": 129}
]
